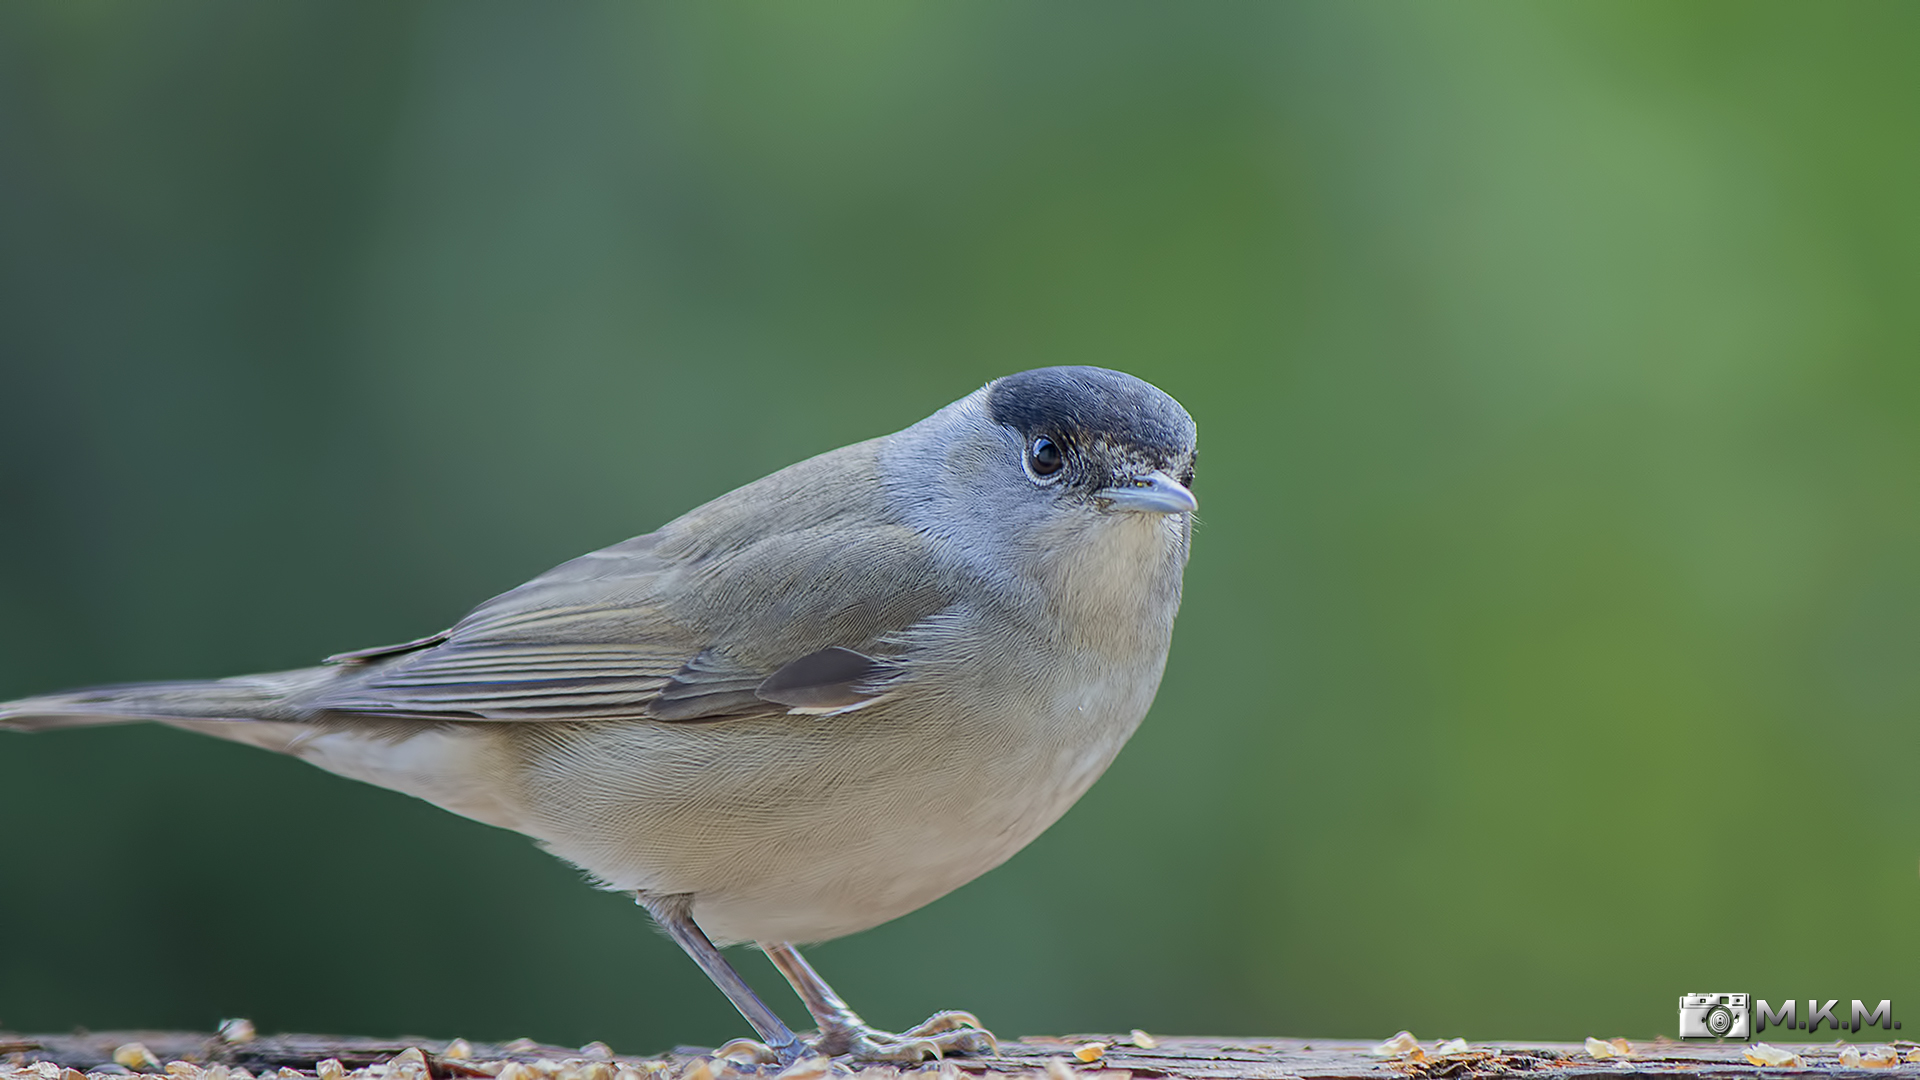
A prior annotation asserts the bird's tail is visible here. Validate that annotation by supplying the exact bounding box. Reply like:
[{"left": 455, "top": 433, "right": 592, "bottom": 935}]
[{"left": 0, "top": 667, "right": 340, "bottom": 732}]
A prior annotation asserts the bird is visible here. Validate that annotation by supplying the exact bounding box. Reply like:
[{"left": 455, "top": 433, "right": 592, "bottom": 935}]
[{"left": 1, "top": 365, "right": 1198, "bottom": 1064}]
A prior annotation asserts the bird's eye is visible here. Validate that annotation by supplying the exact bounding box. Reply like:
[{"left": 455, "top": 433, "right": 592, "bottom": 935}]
[{"left": 1027, "top": 436, "right": 1064, "bottom": 479}]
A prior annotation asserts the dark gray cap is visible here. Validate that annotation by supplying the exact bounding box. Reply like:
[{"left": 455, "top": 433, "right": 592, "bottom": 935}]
[{"left": 986, "top": 366, "right": 1195, "bottom": 464}]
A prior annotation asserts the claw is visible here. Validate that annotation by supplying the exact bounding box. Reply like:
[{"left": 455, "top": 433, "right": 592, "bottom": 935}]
[
  {"left": 892, "top": 1039, "right": 944, "bottom": 1063},
  {"left": 714, "top": 1038, "right": 785, "bottom": 1066},
  {"left": 900, "top": 1010, "right": 985, "bottom": 1038},
  {"left": 939, "top": 1030, "right": 997, "bottom": 1056}
]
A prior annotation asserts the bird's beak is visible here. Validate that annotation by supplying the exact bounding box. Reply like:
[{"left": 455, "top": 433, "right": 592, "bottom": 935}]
[{"left": 1097, "top": 470, "right": 1198, "bottom": 515}]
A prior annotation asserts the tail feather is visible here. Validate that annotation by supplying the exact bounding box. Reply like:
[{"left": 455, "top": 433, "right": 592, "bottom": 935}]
[
  {"left": 0, "top": 667, "right": 341, "bottom": 732},
  {"left": 3, "top": 666, "right": 523, "bottom": 834}
]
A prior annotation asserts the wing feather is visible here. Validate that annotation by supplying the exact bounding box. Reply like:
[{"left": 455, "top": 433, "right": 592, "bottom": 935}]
[{"left": 303, "top": 443, "right": 958, "bottom": 725}]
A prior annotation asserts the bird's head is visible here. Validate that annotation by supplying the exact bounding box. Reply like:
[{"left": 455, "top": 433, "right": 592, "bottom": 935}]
[{"left": 886, "top": 366, "right": 1197, "bottom": 602}]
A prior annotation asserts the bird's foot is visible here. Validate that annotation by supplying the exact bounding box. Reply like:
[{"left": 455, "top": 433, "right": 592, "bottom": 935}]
[
  {"left": 812, "top": 1011, "right": 996, "bottom": 1062},
  {"left": 709, "top": 1012, "right": 993, "bottom": 1067}
]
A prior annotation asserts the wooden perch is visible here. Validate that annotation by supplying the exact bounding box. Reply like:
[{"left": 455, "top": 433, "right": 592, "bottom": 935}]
[{"left": 5, "top": 1030, "right": 1919, "bottom": 1079}]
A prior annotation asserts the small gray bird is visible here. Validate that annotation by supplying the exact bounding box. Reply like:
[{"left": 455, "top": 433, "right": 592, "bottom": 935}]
[{"left": 1, "top": 366, "right": 1197, "bottom": 1063}]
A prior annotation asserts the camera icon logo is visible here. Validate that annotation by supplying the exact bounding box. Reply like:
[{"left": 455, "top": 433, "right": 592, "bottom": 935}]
[{"left": 1679, "top": 992, "right": 1750, "bottom": 1039}]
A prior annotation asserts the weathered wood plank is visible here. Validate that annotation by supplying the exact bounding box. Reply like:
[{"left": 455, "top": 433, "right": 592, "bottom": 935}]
[{"left": 5, "top": 1030, "right": 1918, "bottom": 1079}]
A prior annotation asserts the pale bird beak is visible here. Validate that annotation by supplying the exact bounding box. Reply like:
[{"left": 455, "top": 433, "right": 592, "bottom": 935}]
[{"left": 1097, "top": 470, "right": 1198, "bottom": 515}]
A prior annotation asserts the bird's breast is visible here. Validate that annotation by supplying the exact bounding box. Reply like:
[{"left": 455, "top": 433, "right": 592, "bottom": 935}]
[{"left": 510, "top": 514, "right": 1188, "bottom": 945}]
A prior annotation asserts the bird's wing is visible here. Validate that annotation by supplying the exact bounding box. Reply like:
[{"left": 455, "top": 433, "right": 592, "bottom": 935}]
[
  {"left": 311, "top": 468, "right": 953, "bottom": 723},
  {"left": 312, "top": 532, "right": 697, "bottom": 720}
]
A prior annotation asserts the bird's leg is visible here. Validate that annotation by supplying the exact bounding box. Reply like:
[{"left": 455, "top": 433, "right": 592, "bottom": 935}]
[
  {"left": 760, "top": 940, "right": 996, "bottom": 1061},
  {"left": 760, "top": 941, "right": 868, "bottom": 1050},
  {"left": 636, "top": 893, "right": 804, "bottom": 1064}
]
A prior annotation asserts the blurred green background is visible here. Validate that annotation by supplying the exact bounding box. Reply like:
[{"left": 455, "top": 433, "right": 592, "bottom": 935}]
[{"left": 2, "top": 0, "right": 1916, "bottom": 1053}]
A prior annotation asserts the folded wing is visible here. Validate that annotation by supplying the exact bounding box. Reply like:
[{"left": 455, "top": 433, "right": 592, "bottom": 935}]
[{"left": 314, "top": 508, "right": 949, "bottom": 724}]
